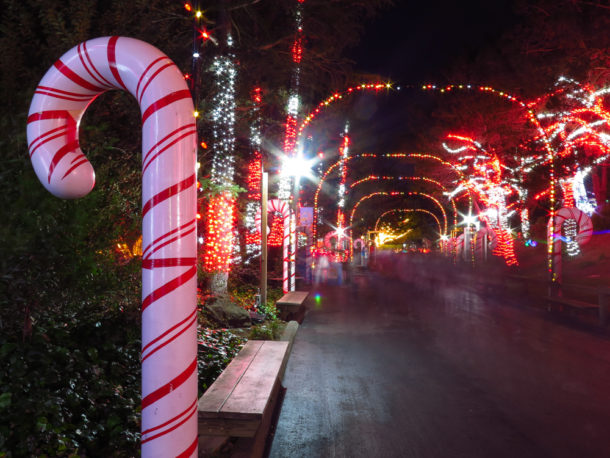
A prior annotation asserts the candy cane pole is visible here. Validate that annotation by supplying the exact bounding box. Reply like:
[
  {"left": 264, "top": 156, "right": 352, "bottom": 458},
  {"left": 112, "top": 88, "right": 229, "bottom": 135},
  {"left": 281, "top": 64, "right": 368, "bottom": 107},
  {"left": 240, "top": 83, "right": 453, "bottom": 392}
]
[
  {"left": 548, "top": 207, "right": 593, "bottom": 286},
  {"left": 256, "top": 199, "right": 292, "bottom": 293},
  {"left": 26, "top": 37, "right": 198, "bottom": 457}
]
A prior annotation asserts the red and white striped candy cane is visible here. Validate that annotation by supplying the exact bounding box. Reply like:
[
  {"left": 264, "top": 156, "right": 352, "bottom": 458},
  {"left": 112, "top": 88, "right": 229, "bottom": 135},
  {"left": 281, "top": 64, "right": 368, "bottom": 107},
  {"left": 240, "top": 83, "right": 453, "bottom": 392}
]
[
  {"left": 474, "top": 227, "right": 497, "bottom": 261},
  {"left": 548, "top": 206, "right": 593, "bottom": 283},
  {"left": 27, "top": 37, "right": 198, "bottom": 457},
  {"left": 455, "top": 233, "right": 465, "bottom": 258},
  {"left": 255, "top": 199, "right": 292, "bottom": 292}
]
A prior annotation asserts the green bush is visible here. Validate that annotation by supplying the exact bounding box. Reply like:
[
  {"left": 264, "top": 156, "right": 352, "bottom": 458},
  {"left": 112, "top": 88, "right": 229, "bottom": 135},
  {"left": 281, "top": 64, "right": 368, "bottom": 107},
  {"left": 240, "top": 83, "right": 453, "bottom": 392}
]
[
  {"left": 0, "top": 313, "right": 141, "bottom": 457},
  {"left": 197, "top": 328, "right": 246, "bottom": 393},
  {"left": 248, "top": 320, "right": 281, "bottom": 341}
]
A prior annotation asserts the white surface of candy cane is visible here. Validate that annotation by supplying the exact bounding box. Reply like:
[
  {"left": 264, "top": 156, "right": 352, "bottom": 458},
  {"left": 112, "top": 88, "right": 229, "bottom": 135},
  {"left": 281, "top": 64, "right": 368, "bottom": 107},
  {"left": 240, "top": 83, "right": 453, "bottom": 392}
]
[
  {"left": 548, "top": 206, "right": 593, "bottom": 283},
  {"left": 455, "top": 234, "right": 465, "bottom": 258},
  {"left": 474, "top": 227, "right": 498, "bottom": 261},
  {"left": 255, "top": 199, "right": 292, "bottom": 292},
  {"left": 26, "top": 37, "right": 198, "bottom": 457}
]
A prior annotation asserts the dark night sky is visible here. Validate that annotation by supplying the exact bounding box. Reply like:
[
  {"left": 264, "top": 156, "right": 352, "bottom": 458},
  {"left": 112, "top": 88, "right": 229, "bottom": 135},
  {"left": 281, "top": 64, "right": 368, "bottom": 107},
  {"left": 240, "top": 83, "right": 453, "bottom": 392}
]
[
  {"left": 309, "top": 1, "right": 519, "bottom": 154},
  {"left": 347, "top": 0, "right": 516, "bottom": 85}
]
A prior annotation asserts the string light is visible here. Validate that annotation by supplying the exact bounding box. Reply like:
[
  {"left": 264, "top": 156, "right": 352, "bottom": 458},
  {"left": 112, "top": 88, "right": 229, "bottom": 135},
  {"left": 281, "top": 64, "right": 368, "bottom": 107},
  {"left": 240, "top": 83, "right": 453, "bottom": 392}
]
[
  {"left": 348, "top": 191, "right": 448, "bottom": 236},
  {"left": 335, "top": 122, "right": 350, "bottom": 243},
  {"left": 244, "top": 87, "right": 263, "bottom": 262},
  {"left": 350, "top": 175, "right": 458, "bottom": 232},
  {"left": 374, "top": 208, "right": 443, "bottom": 236},
  {"left": 313, "top": 152, "right": 463, "bottom": 240},
  {"left": 443, "top": 135, "right": 519, "bottom": 266},
  {"left": 298, "top": 82, "right": 393, "bottom": 139},
  {"left": 204, "top": 34, "right": 238, "bottom": 273},
  {"left": 204, "top": 193, "right": 235, "bottom": 272}
]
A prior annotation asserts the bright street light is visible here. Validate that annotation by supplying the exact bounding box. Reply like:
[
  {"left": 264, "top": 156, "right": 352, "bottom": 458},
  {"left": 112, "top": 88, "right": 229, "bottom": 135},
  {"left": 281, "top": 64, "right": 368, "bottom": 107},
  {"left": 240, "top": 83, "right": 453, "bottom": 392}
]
[{"left": 281, "top": 154, "right": 317, "bottom": 179}]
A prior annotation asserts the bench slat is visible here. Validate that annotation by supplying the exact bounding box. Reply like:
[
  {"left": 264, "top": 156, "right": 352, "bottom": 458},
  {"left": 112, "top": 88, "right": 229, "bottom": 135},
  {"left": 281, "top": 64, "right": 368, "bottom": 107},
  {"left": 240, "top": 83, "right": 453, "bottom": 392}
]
[
  {"left": 219, "top": 341, "right": 289, "bottom": 419},
  {"left": 198, "top": 340, "right": 264, "bottom": 416},
  {"left": 546, "top": 296, "right": 598, "bottom": 309},
  {"left": 277, "top": 291, "right": 309, "bottom": 306}
]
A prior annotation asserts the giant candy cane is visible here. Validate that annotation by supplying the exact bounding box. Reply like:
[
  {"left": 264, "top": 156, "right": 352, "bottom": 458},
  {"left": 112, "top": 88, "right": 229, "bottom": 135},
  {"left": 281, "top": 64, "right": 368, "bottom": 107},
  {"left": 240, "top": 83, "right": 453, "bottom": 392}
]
[
  {"left": 474, "top": 227, "right": 498, "bottom": 261},
  {"left": 27, "top": 37, "right": 198, "bottom": 457},
  {"left": 255, "top": 199, "right": 292, "bottom": 292},
  {"left": 547, "top": 207, "right": 593, "bottom": 284}
]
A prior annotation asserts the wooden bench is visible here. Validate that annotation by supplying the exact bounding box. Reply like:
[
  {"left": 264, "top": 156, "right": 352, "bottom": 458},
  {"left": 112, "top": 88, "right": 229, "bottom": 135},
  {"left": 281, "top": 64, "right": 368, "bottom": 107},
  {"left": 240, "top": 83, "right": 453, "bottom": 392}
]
[
  {"left": 276, "top": 291, "right": 309, "bottom": 321},
  {"left": 545, "top": 295, "right": 599, "bottom": 312},
  {"left": 545, "top": 283, "right": 610, "bottom": 325},
  {"left": 198, "top": 340, "right": 290, "bottom": 457}
]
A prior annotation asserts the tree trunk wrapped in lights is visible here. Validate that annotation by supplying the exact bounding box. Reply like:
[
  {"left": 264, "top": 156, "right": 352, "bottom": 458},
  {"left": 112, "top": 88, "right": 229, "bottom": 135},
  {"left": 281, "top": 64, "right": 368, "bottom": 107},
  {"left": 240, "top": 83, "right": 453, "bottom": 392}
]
[{"left": 204, "top": 30, "right": 237, "bottom": 296}]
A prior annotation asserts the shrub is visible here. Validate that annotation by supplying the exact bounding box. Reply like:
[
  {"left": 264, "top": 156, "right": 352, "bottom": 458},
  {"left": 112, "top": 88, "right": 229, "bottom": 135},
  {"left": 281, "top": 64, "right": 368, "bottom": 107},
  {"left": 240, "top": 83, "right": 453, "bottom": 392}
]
[
  {"left": 248, "top": 320, "right": 281, "bottom": 341},
  {"left": 197, "top": 328, "right": 246, "bottom": 393},
  {"left": 0, "top": 313, "right": 141, "bottom": 457}
]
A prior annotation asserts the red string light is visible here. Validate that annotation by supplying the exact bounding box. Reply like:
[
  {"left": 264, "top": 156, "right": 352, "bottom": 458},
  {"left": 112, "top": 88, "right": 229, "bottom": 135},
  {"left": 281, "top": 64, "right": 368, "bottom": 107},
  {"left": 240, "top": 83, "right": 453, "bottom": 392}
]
[{"left": 204, "top": 193, "right": 235, "bottom": 273}]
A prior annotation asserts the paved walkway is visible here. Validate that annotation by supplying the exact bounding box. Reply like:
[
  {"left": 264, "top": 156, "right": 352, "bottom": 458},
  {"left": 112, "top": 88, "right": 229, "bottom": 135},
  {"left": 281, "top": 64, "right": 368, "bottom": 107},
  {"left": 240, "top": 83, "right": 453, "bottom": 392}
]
[{"left": 269, "top": 267, "right": 610, "bottom": 458}]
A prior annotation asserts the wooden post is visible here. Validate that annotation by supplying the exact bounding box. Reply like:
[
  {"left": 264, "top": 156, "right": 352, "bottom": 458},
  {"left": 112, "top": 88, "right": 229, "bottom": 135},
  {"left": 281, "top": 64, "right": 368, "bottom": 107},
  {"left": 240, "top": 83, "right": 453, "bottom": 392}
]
[{"left": 260, "top": 172, "right": 268, "bottom": 310}]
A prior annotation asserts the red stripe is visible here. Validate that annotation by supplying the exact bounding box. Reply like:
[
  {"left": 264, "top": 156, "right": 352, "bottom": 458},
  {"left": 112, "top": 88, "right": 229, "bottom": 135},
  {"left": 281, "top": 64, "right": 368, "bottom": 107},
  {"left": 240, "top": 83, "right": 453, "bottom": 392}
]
[
  {"left": 28, "top": 125, "right": 67, "bottom": 148},
  {"left": 141, "top": 405, "right": 197, "bottom": 445},
  {"left": 138, "top": 62, "right": 174, "bottom": 104},
  {"left": 145, "top": 227, "right": 196, "bottom": 260},
  {"left": 83, "top": 41, "right": 114, "bottom": 88},
  {"left": 27, "top": 110, "right": 76, "bottom": 125},
  {"left": 61, "top": 157, "right": 89, "bottom": 180},
  {"left": 141, "top": 90, "right": 193, "bottom": 125},
  {"left": 142, "top": 308, "right": 197, "bottom": 355},
  {"left": 53, "top": 59, "right": 105, "bottom": 92},
  {"left": 141, "top": 398, "right": 197, "bottom": 437},
  {"left": 142, "top": 219, "right": 196, "bottom": 259},
  {"left": 141, "top": 358, "right": 197, "bottom": 409},
  {"left": 34, "top": 90, "right": 94, "bottom": 102},
  {"left": 142, "top": 129, "right": 197, "bottom": 173},
  {"left": 141, "top": 266, "right": 196, "bottom": 312},
  {"left": 142, "top": 174, "right": 195, "bottom": 218},
  {"left": 37, "top": 85, "right": 92, "bottom": 98},
  {"left": 176, "top": 436, "right": 199, "bottom": 458},
  {"left": 141, "top": 313, "right": 197, "bottom": 362},
  {"left": 107, "top": 36, "right": 127, "bottom": 90},
  {"left": 142, "top": 257, "right": 196, "bottom": 269},
  {"left": 77, "top": 43, "right": 112, "bottom": 89},
  {"left": 48, "top": 140, "right": 80, "bottom": 183},
  {"left": 142, "top": 124, "right": 196, "bottom": 166},
  {"left": 29, "top": 126, "right": 69, "bottom": 158},
  {"left": 136, "top": 56, "right": 167, "bottom": 102}
]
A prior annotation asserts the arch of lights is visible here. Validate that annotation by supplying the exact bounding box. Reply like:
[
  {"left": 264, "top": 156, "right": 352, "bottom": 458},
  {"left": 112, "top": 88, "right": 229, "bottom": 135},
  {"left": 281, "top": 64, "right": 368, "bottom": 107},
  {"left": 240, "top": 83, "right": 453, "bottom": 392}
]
[
  {"left": 297, "top": 82, "right": 393, "bottom": 139},
  {"left": 348, "top": 191, "right": 449, "bottom": 236},
  {"left": 374, "top": 208, "right": 443, "bottom": 236},
  {"left": 350, "top": 175, "right": 458, "bottom": 229},
  {"left": 300, "top": 81, "right": 560, "bottom": 276},
  {"left": 312, "top": 153, "right": 463, "bottom": 239}
]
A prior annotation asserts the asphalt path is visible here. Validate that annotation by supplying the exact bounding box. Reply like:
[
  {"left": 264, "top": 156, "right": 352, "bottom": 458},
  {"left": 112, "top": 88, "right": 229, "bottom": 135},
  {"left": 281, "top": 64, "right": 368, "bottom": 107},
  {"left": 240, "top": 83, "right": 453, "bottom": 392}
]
[{"left": 268, "top": 257, "right": 610, "bottom": 458}]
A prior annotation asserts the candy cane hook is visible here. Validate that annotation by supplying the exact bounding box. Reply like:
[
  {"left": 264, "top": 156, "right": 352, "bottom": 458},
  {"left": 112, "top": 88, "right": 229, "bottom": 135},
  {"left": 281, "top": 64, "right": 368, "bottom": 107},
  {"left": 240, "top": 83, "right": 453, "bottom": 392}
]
[
  {"left": 27, "top": 37, "right": 198, "bottom": 457},
  {"left": 255, "top": 199, "right": 292, "bottom": 292},
  {"left": 548, "top": 206, "right": 593, "bottom": 284}
]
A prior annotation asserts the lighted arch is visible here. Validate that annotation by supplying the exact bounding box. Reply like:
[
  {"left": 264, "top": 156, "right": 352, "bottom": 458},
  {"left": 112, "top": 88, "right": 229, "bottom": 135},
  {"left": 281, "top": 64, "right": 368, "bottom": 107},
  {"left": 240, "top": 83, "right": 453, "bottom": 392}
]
[
  {"left": 348, "top": 191, "right": 449, "bottom": 236},
  {"left": 313, "top": 153, "right": 462, "bottom": 239},
  {"left": 301, "top": 80, "right": 560, "bottom": 275},
  {"left": 349, "top": 175, "right": 458, "bottom": 229},
  {"left": 298, "top": 82, "right": 392, "bottom": 138},
  {"left": 374, "top": 208, "right": 442, "bottom": 236}
]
